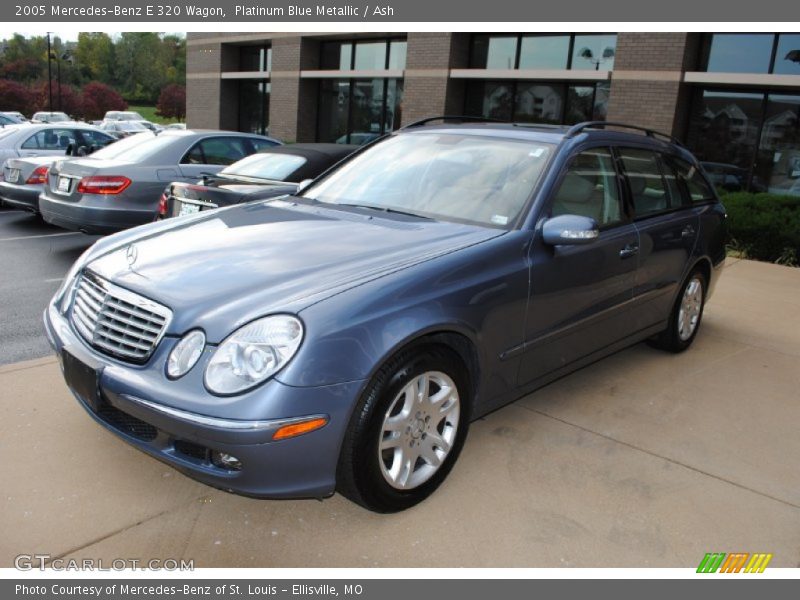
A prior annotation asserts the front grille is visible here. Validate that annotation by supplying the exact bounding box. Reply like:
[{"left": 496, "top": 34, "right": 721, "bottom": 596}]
[
  {"left": 70, "top": 271, "right": 172, "bottom": 363},
  {"left": 174, "top": 440, "right": 210, "bottom": 462}
]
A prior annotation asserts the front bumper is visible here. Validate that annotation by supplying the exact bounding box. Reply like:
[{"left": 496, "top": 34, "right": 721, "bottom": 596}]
[
  {"left": 44, "top": 300, "right": 364, "bottom": 499},
  {"left": 0, "top": 182, "right": 42, "bottom": 212},
  {"left": 39, "top": 192, "right": 154, "bottom": 235}
]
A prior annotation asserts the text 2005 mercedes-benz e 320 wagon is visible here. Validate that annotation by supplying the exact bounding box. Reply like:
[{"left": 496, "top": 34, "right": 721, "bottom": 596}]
[{"left": 45, "top": 119, "right": 726, "bottom": 512}]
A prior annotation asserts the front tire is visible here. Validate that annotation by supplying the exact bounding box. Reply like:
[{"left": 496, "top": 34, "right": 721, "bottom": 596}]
[
  {"left": 337, "top": 346, "right": 471, "bottom": 512},
  {"left": 649, "top": 269, "right": 707, "bottom": 353}
]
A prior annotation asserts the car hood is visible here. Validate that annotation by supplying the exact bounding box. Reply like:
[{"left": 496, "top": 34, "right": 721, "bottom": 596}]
[{"left": 85, "top": 199, "right": 503, "bottom": 341}]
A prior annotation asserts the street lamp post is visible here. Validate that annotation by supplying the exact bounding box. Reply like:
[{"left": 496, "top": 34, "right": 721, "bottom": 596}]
[{"left": 46, "top": 32, "right": 53, "bottom": 113}]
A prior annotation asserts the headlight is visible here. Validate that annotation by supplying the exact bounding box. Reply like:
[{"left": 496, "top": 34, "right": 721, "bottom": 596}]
[
  {"left": 204, "top": 315, "right": 304, "bottom": 395},
  {"left": 167, "top": 330, "right": 206, "bottom": 379}
]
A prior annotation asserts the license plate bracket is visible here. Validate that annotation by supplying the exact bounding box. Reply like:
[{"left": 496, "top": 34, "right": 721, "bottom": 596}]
[
  {"left": 62, "top": 346, "right": 103, "bottom": 412},
  {"left": 6, "top": 168, "right": 19, "bottom": 183},
  {"left": 57, "top": 176, "right": 71, "bottom": 193},
  {"left": 177, "top": 201, "right": 201, "bottom": 217}
]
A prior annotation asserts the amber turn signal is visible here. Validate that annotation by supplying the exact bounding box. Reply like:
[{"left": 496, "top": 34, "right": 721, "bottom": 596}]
[{"left": 272, "top": 417, "right": 328, "bottom": 441}]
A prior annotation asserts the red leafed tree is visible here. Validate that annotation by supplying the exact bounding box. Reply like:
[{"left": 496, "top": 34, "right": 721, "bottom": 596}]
[
  {"left": 155, "top": 84, "right": 186, "bottom": 121},
  {"left": 31, "top": 80, "right": 82, "bottom": 117},
  {"left": 80, "top": 81, "right": 127, "bottom": 120},
  {"left": 0, "top": 79, "right": 34, "bottom": 113}
]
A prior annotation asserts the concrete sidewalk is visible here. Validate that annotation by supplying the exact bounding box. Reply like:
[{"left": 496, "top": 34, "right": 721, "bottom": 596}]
[{"left": 1, "top": 259, "right": 798, "bottom": 568}]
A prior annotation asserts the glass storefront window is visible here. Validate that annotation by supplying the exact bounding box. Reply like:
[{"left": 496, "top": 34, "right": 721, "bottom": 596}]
[
  {"left": 389, "top": 41, "right": 407, "bottom": 70},
  {"left": 686, "top": 90, "right": 764, "bottom": 190},
  {"left": 317, "top": 78, "right": 404, "bottom": 144},
  {"left": 238, "top": 45, "right": 271, "bottom": 72},
  {"left": 354, "top": 42, "right": 387, "bottom": 70},
  {"left": 756, "top": 94, "right": 800, "bottom": 195},
  {"left": 465, "top": 80, "right": 608, "bottom": 125},
  {"left": 320, "top": 39, "right": 406, "bottom": 71},
  {"left": 515, "top": 84, "right": 564, "bottom": 124},
  {"left": 318, "top": 79, "right": 351, "bottom": 143},
  {"left": 238, "top": 80, "right": 270, "bottom": 136},
  {"left": 518, "top": 35, "right": 570, "bottom": 70},
  {"left": 774, "top": 34, "right": 800, "bottom": 75},
  {"left": 705, "top": 34, "right": 774, "bottom": 74},
  {"left": 571, "top": 35, "right": 617, "bottom": 71}
]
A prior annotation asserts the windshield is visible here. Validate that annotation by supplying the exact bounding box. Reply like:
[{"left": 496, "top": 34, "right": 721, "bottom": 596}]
[
  {"left": 89, "top": 132, "right": 158, "bottom": 160},
  {"left": 303, "top": 133, "right": 553, "bottom": 227},
  {"left": 221, "top": 153, "right": 306, "bottom": 181},
  {"left": 118, "top": 112, "right": 145, "bottom": 121}
]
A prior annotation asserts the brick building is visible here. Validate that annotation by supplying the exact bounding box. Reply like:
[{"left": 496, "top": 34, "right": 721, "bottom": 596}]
[{"left": 187, "top": 32, "right": 800, "bottom": 195}]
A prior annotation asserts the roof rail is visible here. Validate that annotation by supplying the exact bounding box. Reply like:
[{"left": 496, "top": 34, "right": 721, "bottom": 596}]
[
  {"left": 565, "top": 121, "right": 684, "bottom": 147},
  {"left": 401, "top": 115, "right": 505, "bottom": 129}
]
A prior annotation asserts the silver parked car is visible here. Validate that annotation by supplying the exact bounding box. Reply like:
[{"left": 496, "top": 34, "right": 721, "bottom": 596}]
[
  {"left": 39, "top": 129, "right": 281, "bottom": 234},
  {"left": 0, "top": 123, "right": 116, "bottom": 165},
  {"left": 31, "top": 111, "right": 73, "bottom": 124}
]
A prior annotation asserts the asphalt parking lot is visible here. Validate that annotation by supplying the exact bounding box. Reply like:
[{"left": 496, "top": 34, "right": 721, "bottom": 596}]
[{"left": 1, "top": 204, "right": 798, "bottom": 568}]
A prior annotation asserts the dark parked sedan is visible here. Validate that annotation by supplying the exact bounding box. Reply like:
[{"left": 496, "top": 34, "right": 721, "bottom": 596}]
[
  {"left": 45, "top": 119, "right": 726, "bottom": 512},
  {"left": 39, "top": 130, "right": 280, "bottom": 234},
  {"left": 160, "top": 143, "right": 357, "bottom": 219}
]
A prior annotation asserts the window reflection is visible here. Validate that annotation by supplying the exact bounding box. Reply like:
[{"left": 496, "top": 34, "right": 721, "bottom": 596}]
[
  {"left": 465, "top": 80, "right": 609, "bottom": 125},
  {"left": 238, "top": 80, "right": 270, "bottom": 136},
  {"left": 774, "top": 34, "right": 800, "bottom": 75},
  {"left": 571, "top": 35, "right": 616, "bottom": 71},
  {"left": 687, "top": 88, "right": 800, "bottom": 196},
  {"left": 320, "top": 39, "right": 406, "bottom": 71},
  {"left": 705, "top": 34, "right": 773, "bottom": 74},
  {"left": 317, "top": 78, "right": 404, "bottom": 144},
  {"left": 238, "top": 45, "right": 271, "bottom": 72},
  {"left": 518, "top": 35, "right": 570, "bottom": 70}
]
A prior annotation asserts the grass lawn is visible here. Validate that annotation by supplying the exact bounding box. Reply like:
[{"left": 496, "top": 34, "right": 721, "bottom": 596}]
[{"left": 128, "top": 105, "right": 182, "bottom": 125}]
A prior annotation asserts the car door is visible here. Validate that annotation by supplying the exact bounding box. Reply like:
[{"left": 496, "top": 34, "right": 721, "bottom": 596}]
[
  {"left": 518, "top": 146, "right": 640, "bottom": 387},
  {"left": 618, "top": 147, "right": 700, "bottom": 331}
]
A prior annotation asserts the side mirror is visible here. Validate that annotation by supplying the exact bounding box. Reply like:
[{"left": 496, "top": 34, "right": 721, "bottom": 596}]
[
  {"left": 542, "top": 214, "right": 599, "bottom": 246},
  {"left": 296, "top": 179, "right": 314, "bottom": 194}
]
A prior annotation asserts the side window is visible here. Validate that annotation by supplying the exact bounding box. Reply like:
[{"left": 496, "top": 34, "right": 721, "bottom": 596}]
[
  {"left": 182, "top": 143, "right": 205, "bottom": 165},
  {"left": 667, "top": 157, "right": 716, "bottom": 203},
  {"left": 78, "top": 129, "right": 114, "bottom": 146},
  {"left": 619, "top": 148, "right": 669, "bottom": 218},
  {"left": 660, "top": 157, "right": 688, "bottom": 208},
  {"left": 198, "top": 137, "right": 249, "bottom": 165},
  {"left": 21, "top": 129, "right": 75, "bottom": 151},
  {"left": 551, "top": 147, "right": 622, "bottom": 227}
]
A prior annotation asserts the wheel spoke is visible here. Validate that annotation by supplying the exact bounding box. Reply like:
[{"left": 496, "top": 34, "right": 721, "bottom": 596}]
[
  {"left": 383, "top": 414, "right": 407, "bottom": 433},
  {"left": 427, "top": 430, "right": 452, "bottom": 454},
  {"left": 419, "top": 441, "right": 443, "bottom": 468},
  {"left": 380, "top": 432, "right": 402, "bottom": 451}
]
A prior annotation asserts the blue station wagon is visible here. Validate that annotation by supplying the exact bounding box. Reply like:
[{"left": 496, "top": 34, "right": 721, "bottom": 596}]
[{"left": 45, "top": 119, "right": 727, "bottom": 512}]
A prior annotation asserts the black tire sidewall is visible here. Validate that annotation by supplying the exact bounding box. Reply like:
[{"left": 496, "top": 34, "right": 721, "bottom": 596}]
[{"left": 344, "top": 347, "right": 471, "bottom": 512}]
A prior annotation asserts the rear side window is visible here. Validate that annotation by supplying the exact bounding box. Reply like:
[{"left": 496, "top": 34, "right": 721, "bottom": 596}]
[
  {"left": 551, "top": 147, "right": 622, "bottom": 227},
  {"left": 667, "top": 156, "right": 716, "bottom": 203},
  {"left": 184, "top": 137, "right": 249, "bottom": 165},
  {"left": 250, "top": 138, "right": 280, "bottom": 152},
  {"left": 77, "top": 130, "right": 115, "bottom": 146},
  {"left": 619, "top": 148, "right": 671, "bottom": 218},
  {"left": 21, "top": 129, "right": 76, "bottom": 150}
]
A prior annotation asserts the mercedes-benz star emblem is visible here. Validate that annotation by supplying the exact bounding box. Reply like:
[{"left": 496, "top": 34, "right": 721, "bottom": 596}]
[{"left": 126, "top": 244, "right": 138, "bottom": 267}]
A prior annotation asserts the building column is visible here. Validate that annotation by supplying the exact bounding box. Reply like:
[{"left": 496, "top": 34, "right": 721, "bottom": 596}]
[
  {"left": 401, "top": 33, "right": 471, "bottom": 126},
  {"left": 606, "top": 33, "right": 701, "bottom": 137},
  {"left": 269, "top": 37, "right": 319, "bottom": 143}
]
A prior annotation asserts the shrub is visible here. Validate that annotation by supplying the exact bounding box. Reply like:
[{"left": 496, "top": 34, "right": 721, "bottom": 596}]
[
  {"left": 30, "top": 80, "right": 82, "bottom": 117},
  {"left": 721, "top": 192, "right": 800, "bottom": 266},
  {"left": 80, "top": 81, "right": 127, "bottom": 120},
  {"left": 155, "top": 84, "right": 185, "bottom": 121},
  {"left": 0, "top": 79, "right": 33, "bottom": 113}
]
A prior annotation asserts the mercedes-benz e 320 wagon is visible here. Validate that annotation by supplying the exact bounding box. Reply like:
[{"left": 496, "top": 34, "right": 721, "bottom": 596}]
[{"left": 46, "top": 119, "right": 726, "bottom": 512}]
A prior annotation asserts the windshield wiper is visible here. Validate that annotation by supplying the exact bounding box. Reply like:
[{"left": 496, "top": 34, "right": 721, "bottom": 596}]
[{"left": 336, "top": 203, "right": 433, "bottom": 220}]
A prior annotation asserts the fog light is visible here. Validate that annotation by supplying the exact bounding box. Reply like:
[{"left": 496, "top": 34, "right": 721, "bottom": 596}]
[{"left": 212, "top": 451, "right": 242, "bottom": 471}]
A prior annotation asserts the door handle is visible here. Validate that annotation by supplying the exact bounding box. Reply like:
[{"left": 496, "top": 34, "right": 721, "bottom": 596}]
[
  {"left": 681, "top": 225, "right": 696, "bottom": 238},
  {"left": 619, "top": 244, "right": 639, "bottom": 259}
]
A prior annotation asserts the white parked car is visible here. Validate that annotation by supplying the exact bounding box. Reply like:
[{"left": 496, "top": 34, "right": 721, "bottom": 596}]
[
  {"left": 0, "top": 123, "right": 116, "bottom": 164},
  {"left": 31, "top": 111, "right": 73, "bottom": 124}
]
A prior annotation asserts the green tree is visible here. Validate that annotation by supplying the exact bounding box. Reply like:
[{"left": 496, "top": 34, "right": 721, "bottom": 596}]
[{"left": 73, "top": 33, "right": 115, "bottom": 83}]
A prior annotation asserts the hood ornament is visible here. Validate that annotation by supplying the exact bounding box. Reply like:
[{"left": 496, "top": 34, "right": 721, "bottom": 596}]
[{"left": 125, "top": 244, "right": 138, "bottom": 268}]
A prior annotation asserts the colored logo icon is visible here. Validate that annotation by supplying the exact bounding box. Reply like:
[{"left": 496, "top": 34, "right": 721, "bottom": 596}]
[{"left": 697, "top": 553, "right": 773, "bottom": 573}]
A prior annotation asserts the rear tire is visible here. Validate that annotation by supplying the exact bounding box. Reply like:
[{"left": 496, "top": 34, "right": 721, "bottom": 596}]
[
  {"left": 649, "top": 269, "right": 707, "bottom": 353},
  {"left": 336, "top": 345, "right": 471, "bottom": 513}
]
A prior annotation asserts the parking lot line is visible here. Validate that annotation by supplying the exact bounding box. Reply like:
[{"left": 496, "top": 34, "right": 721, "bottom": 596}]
[{"left": 0, "top": 232, "right": 81, "bottom": 242}]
